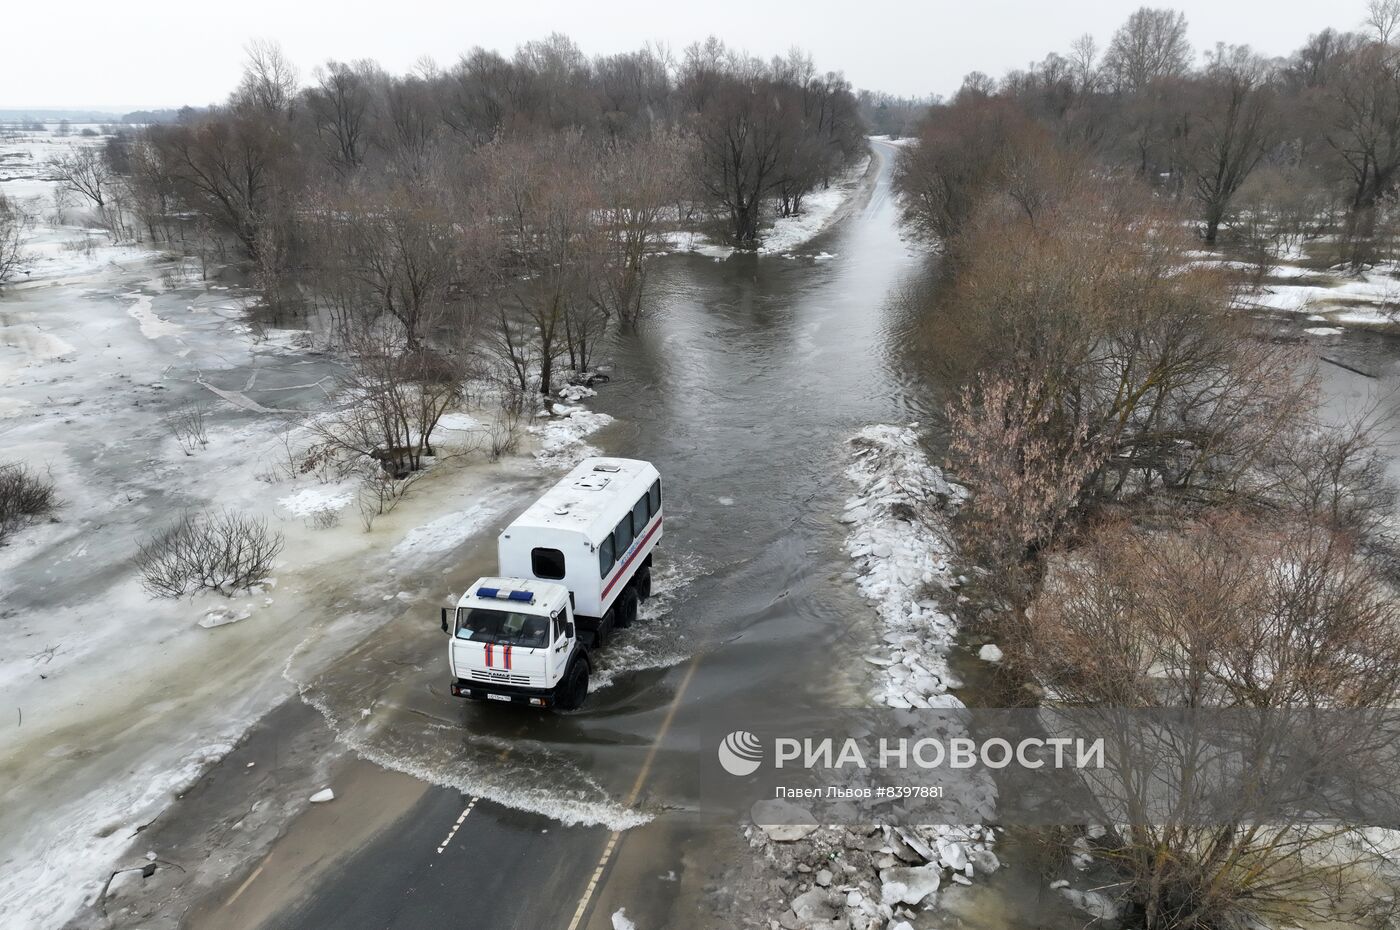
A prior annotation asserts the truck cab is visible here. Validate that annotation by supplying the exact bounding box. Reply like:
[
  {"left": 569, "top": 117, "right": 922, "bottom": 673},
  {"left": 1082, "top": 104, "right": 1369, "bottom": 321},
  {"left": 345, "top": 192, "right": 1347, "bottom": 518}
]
[{"left": 441, "top": 577, "right": 590, "bottom": 710}]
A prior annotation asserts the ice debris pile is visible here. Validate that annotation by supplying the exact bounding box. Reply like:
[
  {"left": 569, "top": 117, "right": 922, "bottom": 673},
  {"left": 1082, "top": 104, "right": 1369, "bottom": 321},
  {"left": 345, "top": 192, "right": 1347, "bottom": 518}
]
[
  {"left": 842, "top": 425, "right": 966, "bottom": 710},
  {"left": 736, "top": 425, "right": 1000, "bottom": 929},
  {"left": 744, "top": 808, "right": 999, "bottom": 930}
]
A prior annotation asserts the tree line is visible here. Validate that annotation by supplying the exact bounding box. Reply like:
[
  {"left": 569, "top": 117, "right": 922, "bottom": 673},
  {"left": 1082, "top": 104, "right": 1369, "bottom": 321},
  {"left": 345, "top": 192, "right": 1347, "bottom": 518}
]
[
  {"left": 893, "top": 5, "right": 1400, "bottom": 927},
  {"left": 77, "top": 35, "right": 864, "bottom": 328},
  {"left": 897, "top": 1, "right": 1400, "bottom": 267}
]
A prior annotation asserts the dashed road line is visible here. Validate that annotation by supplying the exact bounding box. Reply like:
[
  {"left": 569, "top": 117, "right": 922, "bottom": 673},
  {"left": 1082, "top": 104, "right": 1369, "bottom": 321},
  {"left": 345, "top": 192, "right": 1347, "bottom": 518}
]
[
  {"left": 436, "top": 796, "right": 480, "bottom": 854},
  {"left": 564, "top": 656, "right": 700, "bottom": 930},
  {"left": 224, "top": 862, "right": 267, "bottom": 907}
]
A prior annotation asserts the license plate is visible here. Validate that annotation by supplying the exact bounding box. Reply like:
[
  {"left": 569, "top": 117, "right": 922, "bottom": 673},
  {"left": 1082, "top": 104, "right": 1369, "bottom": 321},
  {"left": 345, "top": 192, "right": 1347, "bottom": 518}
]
[{"left": 486, "top": 693, "right": 512, "bottom": 702}]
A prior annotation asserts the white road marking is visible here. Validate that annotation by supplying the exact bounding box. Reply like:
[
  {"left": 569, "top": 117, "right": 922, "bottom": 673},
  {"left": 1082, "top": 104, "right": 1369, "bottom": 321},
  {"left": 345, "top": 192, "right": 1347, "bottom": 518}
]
[
  {"left": 436, "top": 796, "right": 480, "bottom": 854},
  {"left": 224, "top": 862, "right": 266, "bottom": 907},
  {"left": 565, "top": 657, "right": 700, "bottom": 930}
]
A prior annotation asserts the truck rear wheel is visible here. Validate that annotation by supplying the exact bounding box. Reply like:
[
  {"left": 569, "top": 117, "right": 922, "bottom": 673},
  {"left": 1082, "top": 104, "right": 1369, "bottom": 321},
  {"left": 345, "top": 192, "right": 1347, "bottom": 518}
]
[
  {"left": 594, "top": 609, "right": 614, "bottom": 648},
  {"left": 616, "top": 588, "right": 638, "bottom": 629},
  {"left": 557, "top": 659, "right": 589, "bottom": 711},
  {"left": 637, "top": 566, "right": 652, "bottom": 600}
]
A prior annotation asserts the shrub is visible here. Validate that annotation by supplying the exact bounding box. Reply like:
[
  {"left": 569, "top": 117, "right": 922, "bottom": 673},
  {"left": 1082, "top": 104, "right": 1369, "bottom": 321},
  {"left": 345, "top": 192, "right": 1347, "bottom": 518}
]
[
  {"left": 0, "top": 463, "right": 57, "bottom": 544},
  {"left": 163, "top": 401, "right": 209, "bottom": 454},
  {"left": 137, "top": 509, "right": 283, "bottom": 597}
]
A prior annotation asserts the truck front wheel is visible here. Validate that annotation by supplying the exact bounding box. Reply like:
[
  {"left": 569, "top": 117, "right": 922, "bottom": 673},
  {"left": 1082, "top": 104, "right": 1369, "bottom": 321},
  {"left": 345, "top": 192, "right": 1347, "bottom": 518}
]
[
  {"left": 637, "top": 566, "right": 652, "bottom": 600},
  {"left": 557, "top": 659, "right": 589, "bottom": 711}
]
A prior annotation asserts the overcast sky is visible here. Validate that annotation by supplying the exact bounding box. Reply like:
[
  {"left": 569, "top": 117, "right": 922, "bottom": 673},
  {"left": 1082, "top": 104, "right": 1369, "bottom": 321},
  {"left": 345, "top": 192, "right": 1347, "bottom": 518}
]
[{"left": 3, "top": 0, "right": 1359, "bottom": 111}]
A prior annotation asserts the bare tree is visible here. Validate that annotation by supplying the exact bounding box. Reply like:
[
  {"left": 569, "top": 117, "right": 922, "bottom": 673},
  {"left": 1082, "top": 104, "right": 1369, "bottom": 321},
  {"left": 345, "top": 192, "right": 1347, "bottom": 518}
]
[
  {"left": 234, "top": 39, "right": 299, "bottom": 115},
  {"left": 935, "top": 180, "right": 1313, "bottom": 600},
  {"left": 1189, "top": 45, "right": 1278, "bottom": 242},
  {"left": 1102, "top": 7, "right": 1193, "bottom": 94},
  {"left": 312, "top": 178, "right": 458, "bottom": 349},
  {"left": 1366, "top": 0, "right": 1400, "bottom": 44},
  {"left": 691, "top": 69, "right": 793, "bottom": 245},
  {"left": 893, "top": 94, "right": 1050, "bottom": 243},
  {"left": 0, "top": 192, "right": 29, "bottom": 286},
  {"left": 486, "top": 135, "right": 599, "bottom": 393},
  {"left": 307, "top": 60, "right": 375, "bottom": 174},
  {"left": 1068, "top": 33, "right": 1100, "bottom": 94},
  {"left": 1317, "top": 38, "right": 1400, "bottom": 265},
  {"left": 592, "top": 134, "right": 681, "bottom": 327},
  {"left": 145, "top": 110, "right": 295, "bottom": 264},
  {"left": 48, "top": 147, "right": 112, "bottom": 221},
  {"left": 376, "top": 75, "right": 439, "bottom": 173},
  {"left": 309, "top": 316, "right": 469, "bottom": 478}
]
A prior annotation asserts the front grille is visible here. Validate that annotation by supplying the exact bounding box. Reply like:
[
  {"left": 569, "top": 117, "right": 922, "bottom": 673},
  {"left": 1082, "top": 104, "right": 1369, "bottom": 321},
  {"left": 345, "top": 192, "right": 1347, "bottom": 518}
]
[{"left": 470, "top": 670, "right": 532, "bottom": 685}]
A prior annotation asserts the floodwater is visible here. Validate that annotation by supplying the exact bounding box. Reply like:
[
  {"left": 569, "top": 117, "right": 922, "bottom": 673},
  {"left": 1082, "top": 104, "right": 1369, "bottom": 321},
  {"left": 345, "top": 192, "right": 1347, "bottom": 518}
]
[
  {"left": 278, "top": 145, "right": 937, "bottom": 825},
  {"left": 212, "top": 145, "right": 1400, "bottom": 930},
  {"left": 268, "top": 143, "right": 1081, "bottom": 928},
  {"left": 12, "top": 130, "right": 1396, "bottom": 930}
]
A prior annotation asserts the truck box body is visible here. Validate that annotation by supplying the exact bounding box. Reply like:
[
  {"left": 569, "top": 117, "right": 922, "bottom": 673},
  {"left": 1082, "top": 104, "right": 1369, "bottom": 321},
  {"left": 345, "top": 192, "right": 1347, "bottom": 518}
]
[{"left": 497, "top": 457, "right": 662, "bottom": 625}]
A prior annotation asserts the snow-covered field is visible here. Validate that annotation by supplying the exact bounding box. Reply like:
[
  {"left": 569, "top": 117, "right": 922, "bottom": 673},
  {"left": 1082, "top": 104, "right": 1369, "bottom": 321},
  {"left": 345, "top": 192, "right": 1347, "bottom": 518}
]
[
  {"left": 0, "top": 128, "right": 611, "bottom": 929},
  {"left": 1228, "top": 252, "right": 1400, "bottom": 330}
]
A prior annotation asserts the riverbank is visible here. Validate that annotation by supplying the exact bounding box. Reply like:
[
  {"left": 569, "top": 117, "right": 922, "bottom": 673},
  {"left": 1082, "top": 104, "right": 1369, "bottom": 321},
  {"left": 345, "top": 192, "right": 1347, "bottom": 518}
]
[
  {"left": 668, "top": 152, "right": 877, "bottom": 260},
  {"left": 0, "top": 125, "right": 620, "bottom": 929}
]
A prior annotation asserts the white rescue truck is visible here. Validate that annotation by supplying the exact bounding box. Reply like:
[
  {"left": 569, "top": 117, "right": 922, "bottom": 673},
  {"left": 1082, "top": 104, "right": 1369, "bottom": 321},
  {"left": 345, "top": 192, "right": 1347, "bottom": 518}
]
[{"left": 440, "top": 457, "right": 663, "bottom": 709}]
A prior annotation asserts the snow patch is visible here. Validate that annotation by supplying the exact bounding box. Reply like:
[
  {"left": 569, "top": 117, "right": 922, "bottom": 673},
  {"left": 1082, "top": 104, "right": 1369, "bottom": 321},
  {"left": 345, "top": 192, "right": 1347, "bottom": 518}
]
[
  {"left": 557, "top": 383, "right": 596, "bottom": 402},
  {"left": 199, "top": 605, "right": 253, "bottom": 629},
  {"left": 278, "top": 484, "right": 355, "bottom": 517},
  {"left": 436, "top": 411, "right": 481, "bottom": 431},
  {"left": 758, "top": 157, "right": 869, "bottom": 256},
  {"left": 391, "top": 502, "right": 496, "bottom": 558},
  {"left": 530, "top": 405, "right": 614, "bottom": 469},
  {"left": 121, "top": 291, "right": 184, "bottom": 340}
]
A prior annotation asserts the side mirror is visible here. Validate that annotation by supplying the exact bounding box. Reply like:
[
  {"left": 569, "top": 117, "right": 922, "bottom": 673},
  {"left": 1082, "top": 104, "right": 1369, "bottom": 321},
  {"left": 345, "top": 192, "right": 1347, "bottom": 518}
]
[
  {"left": 564, "top": 621, "right": 575, "bottom": 640},
  {"left": 440, "top": 607, "right": 450, "bottom": 634}
]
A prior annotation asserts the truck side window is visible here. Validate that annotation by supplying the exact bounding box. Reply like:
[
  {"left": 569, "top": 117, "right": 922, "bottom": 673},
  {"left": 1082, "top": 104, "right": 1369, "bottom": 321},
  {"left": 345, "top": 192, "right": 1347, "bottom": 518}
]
[
  {"left": 532, "top": 547, "right": 566, "bottom": 580},
  {"left": 615, "top": 514, "right": 634, "bottom": 554},
  {"left": 599, "top": 534, "right": 615, "bottom": 578},
  {"left": 649, "top": 478, "right": 661, "bottom": 516},
  {"left": 632, "top": 496, "right": 649, "bottom": 535}
]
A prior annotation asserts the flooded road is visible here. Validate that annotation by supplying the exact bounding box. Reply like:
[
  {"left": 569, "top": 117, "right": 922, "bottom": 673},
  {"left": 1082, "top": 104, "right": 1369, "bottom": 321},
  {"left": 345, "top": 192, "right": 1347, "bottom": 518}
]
[
  {"left": 168, "top": 141, "right": 989, "bottom": 930},
  {"left": 277, "top": 142, "right": 941, "bottom": 824},
  {"left": 112, "top": 139, "right": 1400, "bottom": 930}
]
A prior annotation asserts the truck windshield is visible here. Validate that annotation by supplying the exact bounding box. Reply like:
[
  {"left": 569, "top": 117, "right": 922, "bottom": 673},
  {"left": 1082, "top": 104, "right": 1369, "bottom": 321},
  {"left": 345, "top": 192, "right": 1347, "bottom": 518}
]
[{"left": 455, "top": 607, "right": 550, "bottom": 648}]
